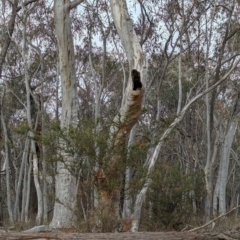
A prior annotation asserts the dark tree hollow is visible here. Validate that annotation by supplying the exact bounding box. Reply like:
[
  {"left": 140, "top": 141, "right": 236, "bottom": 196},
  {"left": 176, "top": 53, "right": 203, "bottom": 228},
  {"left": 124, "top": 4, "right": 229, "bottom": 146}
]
[{"left": 131, "top": 69, "right": 142, "bottom": 90}]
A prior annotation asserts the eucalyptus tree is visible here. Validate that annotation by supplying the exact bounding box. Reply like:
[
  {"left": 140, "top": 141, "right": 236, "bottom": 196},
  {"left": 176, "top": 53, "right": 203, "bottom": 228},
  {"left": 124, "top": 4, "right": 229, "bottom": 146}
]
[
  {"left": 93, "top": 0, "right": 147, "bottom": 221},
  {"left": 49, "top": 0, "right": 147, "bottom": 229},
  {"left": 49, "top": 0, "right": 85, "bottom": 228},
  {"left": 0, "top": 0, "right": 19, "bottom": 225},
  {"left": 128, "top": 0, "right": 240, "bottom": 230},
  {"left": 202, "top": 0, "right": 240, "bottom": 218},
  {"left": 1, "top": 0, "right": 240, "bottom": 232},
  {"left": 1, "top": 0, "right": 58, "bottom": 225}
]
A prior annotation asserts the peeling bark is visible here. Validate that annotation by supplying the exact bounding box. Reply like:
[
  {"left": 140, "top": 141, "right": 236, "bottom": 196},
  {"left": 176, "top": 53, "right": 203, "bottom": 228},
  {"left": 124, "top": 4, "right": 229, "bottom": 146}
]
[{"left": 93, "top": 0, "right": 147, "bottom": 227}]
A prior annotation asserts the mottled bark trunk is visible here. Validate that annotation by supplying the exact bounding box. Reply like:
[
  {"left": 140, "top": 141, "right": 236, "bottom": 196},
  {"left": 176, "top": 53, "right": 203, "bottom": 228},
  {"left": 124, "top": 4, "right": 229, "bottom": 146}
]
[
  {"left": 94, "top": 84, "right": 144, "bottom": 223},
  {"left": 213, "top": 93, "right": 240, "bottom": 216},
  {"left": 213, "top": 121, "right": 237, "bottom": 215},
  {"left": 50, "top": 0, "right": 83, "bottom": 228},
  {"left": 93, "top": 0, "right": 147, "bottom": 226},
  {"left": 110, "top": 1, "right": 147, "bottom": 82},
  {"left": 205, "top": 128, "right": 222, "bottom": 219}
]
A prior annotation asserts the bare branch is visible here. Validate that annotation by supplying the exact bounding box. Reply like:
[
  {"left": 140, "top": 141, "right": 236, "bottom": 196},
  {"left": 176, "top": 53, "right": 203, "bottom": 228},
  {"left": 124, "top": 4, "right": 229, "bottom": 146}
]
[
  {"left": 187, "top": 205, "right": 240, "bottom": 232},
  {"left": 137, "top": 0, "right": 154, "bottom": 45},
  {"left": 69, "top": 0, "right": 84, "bottom": 9},
  {"left": 16, "top": 0, "right": 39, "bottom": 12}
]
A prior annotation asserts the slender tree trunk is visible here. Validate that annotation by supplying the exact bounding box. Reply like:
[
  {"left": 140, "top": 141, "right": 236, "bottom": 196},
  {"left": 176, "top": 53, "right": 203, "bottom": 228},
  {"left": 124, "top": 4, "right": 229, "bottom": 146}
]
[
  {"left": 24, "top": 155, "right": 33, "bottom": 222},
  {"left": 14, "top": 139, "right": 30, "bottom": 221},
  {"left": 21, "top": 144, "right": 29, "bottom": 221},
  {"left": 39, "top": 53, "right": 48, "bottom": 223},
  {"left": 22, "top": 7, "right": 43, "bottom": 223},
  {"left": 177, "top": 20, "right": 183, "bottom": 115},
  {"left": 206, "top": 127, "right": 223, "bottom": 218},
  {"left": 31, "top": 138, "right": 43, "bottom": 225},
  {"left": 123, "top": 126, "right": 136, "bottom": 219},
  {"left": 88, "top": 29, "right": 102, "bottom": 209},
  {"left": 0, "top": 87, "right": 14, "bottom": 224},
  {"left": 204, "top": 68, "right": 212, "bottom": 221},
  {"left": 203, "top": 4, "right": 215, "bottom": 220},
  {"left": 217, "top": 121, "right": 237, "bottom": 214}
]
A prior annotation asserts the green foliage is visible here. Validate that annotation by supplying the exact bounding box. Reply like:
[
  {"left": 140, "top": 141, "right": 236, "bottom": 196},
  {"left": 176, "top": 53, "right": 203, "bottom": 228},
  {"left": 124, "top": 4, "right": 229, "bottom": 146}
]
[
  {"left": 142, "top": 162, "right": 205, "bottom": 231},
  {"left": 41, "top": 119, "right": 109, "bottom": 175},
  {"left": 127, "top": 141, "right": 149, "bottom": 192},
  {"left": 12, "top": 122, "right": 31, "bottom": 135}
]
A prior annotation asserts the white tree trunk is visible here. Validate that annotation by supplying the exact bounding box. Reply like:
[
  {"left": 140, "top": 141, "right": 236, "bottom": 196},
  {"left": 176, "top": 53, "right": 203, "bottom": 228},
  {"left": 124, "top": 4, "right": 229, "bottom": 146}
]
[
  {"left": 0, "top": 87, "right": 14, "bottom": 224},
  {"left": 14, "top": 139, "right": 30, "bottom": 221},
  {"left": 39, "top": 52, "right": 48, "bottom": 223},
  {"left": 31, "top": 138, "right": 43, "bottom": 225},
  {"left": 21, "top": 143, "right": 29, "bottom": 221},
  {"left": 19, "top": 3, "right": 44, "bottom": 224},
  {"left": 24, "top": 155, "right": 33, "bottom": 222},
  {"left": 205, "top": 127, "right": 223, "bottom": 218},
  {"left": 23, "top": 36, "right": 43, "bottom": 226},
  {"left": 123, "top": 126, "right": 136, "bottom": 219},
  {"left": 110, "top": 0, "right": 147, "bottom": 78},
  {"left": 50, "top": 0, "right": 83, "bottom": 228},
  {"left": 213, "top": 90, "right": 240, "bottom": 216},
  {"left": 203, "top": 6, "right": 215, "bottom": 220},
  {"left": 213, "top": 121, "right": 237, "bottom": 215}
]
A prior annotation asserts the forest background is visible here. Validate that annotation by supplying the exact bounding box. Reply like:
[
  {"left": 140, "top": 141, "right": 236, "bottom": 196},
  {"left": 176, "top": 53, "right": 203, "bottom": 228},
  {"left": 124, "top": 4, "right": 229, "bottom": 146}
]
[{"left": 1, "top": 0, "right": 240, "bottom": 233}]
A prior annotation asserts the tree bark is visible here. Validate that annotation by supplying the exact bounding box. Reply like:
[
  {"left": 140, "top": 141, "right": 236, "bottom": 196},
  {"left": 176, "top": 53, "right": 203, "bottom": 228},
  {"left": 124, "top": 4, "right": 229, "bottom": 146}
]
[
  {"left": 0, "top": 0, "right": 18, "bottom": 77},
  {"left": 213, "top": 92, "right": 240, "bottom": 216},
  {"left": 213, "top": 121, "right": 237, "bottom": 215},
  {"left": 21, "top": 5, "right": 43, "bottom": 223},
  {"left": 110, "top": 1, "right": 147, "bottom": 80},
  {"left": 0, "top": 87, "right": 14, "bottom": 224},
  {"left": 14, "top": 139, "right": 30, "bottom": 221},
  {"left": 50, "top": 0, "right": 83, "bottom": 228},
  {"left": 123, "top": 126, "right": 136, "bottom": 219},
  {"left": 94, "top": 0, "right": 146, "bottom": 220},
  {"left": 24, "top": 155, "right": 33, "bottom": 222}
]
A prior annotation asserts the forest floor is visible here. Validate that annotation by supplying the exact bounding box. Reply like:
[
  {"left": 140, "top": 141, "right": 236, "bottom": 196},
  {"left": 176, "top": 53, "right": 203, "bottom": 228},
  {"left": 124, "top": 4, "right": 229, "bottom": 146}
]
[{"left": 0, "top": 230, "right": 240, "bottom": 240}]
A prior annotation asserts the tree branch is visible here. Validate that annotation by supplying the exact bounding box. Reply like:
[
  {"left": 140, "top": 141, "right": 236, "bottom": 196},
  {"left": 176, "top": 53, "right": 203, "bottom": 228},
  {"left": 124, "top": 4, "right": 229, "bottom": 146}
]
[
  {"left": 187, "top": 205, "right": 240, "bottom": 232},
  {"left": 16, "top": 0, "right": 39, "bottom": 12},
  {"left": 69, "top": 0, "right": 84, "bottom": 9},
  {"left": 0, "top": 0, "right": 18, "bottom": 78}
]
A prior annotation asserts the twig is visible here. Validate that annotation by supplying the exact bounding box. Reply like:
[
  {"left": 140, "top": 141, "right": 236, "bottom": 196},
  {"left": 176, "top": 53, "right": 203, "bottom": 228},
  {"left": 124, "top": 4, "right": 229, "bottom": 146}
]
[{"left": 187, "top": 205, "right": 240, "bottom": 232}]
